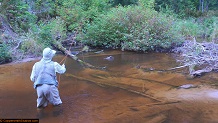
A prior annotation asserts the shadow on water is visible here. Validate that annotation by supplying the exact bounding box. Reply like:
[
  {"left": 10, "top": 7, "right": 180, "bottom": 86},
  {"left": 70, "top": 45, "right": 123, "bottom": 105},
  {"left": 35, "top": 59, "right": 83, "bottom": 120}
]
[{"left": 1, "top": 49, "right": 218, "bottom": 123}]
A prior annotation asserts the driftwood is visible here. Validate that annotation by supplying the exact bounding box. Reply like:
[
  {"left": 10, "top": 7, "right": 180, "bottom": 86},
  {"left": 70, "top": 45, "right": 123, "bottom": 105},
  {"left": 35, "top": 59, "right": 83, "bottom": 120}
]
[
  {"left": 54, "top": 43, "right": 99, "bottom": 68},
  {"left": 190, "top": 67, "right": 213, "bottom": 76},
  {"left": 167, "top": 64, "right": 189, "bottom": 71},
  {"left": 173, "top": 39, "right": 218, "bottom": 77}
]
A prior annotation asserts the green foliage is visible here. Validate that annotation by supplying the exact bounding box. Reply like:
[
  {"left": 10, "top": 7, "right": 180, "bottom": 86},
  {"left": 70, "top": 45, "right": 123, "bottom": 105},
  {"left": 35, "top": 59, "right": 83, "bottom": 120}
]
[
  {"left": 0, "top": 0, "right": 37, "bottom": 32},
  {"left": 27, "top": 0, "right": 57, "bottom": 19},
  {"left": 155, "top": 0, "right": 191, "bottom": 15},
  {"left": 154, "top": 0, "right": 218, "bottom": 18},
  {"left": 37, "top": 17, "right": 66, "bottom": 47},
  {"left": 81, "top": 5, "right": 183, "bottom": 51},
  {"left": 0, "top": 43, "right": 11, "bottom": 63},
  {"left": 111, "top": 0, "right": 138, "bottom": 6},
  {"left": 21, "top": 32, "right": 43, "bottom": 56},
  {"left": 138, "top": 0, "right": 155, "bottom": 9},
  {"left": 56, "top": 0, "right": 111, "bottom": 31},
  {"left": 169, "top": 17, "right": 218, "bottom": 43},
  {"left": 0, "top": 0, "right": 217, "bottom": 61},
  {"left": 209, "top": 18, "right": 218, "bottom": 42},
  {"left": 21, "top": 17, "right": 66, "bottom": 56},
  {"left": 173, "top": 19, "right": 202, "bottom": 38}
]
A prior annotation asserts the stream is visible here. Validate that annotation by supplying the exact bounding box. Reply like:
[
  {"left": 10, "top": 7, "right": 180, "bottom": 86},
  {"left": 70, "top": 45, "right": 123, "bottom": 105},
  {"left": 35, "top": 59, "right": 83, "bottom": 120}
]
[{"left": 1, "top": 49, "right": 218, "bottom": 123}]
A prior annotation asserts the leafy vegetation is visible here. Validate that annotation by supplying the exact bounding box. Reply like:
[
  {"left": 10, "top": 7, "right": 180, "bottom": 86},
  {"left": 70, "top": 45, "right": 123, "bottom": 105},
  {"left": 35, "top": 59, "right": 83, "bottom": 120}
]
[
  {"left": 55, "top": 0, "right": 111, "bottom": 31},
  {"left": 0, "top": 43, "right": 11, "bottom": 64},
  {"left": 81, "top": 5, "right": 183, "bottom": 51},
  {"left": 21, "top": 17, "right": 67, "bottom": 54},
  {"left": 0, "top": 0, "right": 217, "bottom": 63}
]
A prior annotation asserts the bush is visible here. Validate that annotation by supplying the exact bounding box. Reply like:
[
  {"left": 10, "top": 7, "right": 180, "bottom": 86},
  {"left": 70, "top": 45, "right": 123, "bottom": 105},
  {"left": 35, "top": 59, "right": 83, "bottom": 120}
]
[
  {"left": 0, "top": 43, "right": 11, "bottom": 64},
  {"left": 176, "top": 16, "right": 218, "bottom": 42},
  {"left": 81, "top": 5, "right": 183, "bottom": 52},
  {"left": 21, "top": 32, "right": 43, "bottom": 56},
  {"left": 173, "top": 18, "right": 202, "bottom": 38},
  {"left": 21, "top": 17, "right": 67, "bottom": 56},
  {"left": 37, "top": 17, "right": 67, "bottom": 47},
  {"left": 1, "top": 0, "right": 37, "bottom": 32},
  {"left": 210, "top": 19, "right": 218, "bottom": 43},
  {"left": 56, "top": 0, "right": 111, "bottom": 31}
]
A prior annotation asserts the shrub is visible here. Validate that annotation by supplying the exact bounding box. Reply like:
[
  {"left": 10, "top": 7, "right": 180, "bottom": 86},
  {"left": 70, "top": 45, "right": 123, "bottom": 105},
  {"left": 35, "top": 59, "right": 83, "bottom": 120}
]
[
  {"left": 81, "top": 5, "right": 183, "bottom": 52},
  {"left": 202, "top": 17, "right": 218, "bottom": 41},
  {"left": 0, "top": 43, "right": 11, "bottom": 64},
  {"left": 21, "top": 31, "right": 43, "bottom": 56},
  {"left": 56, "top": 0, "right": 111, "bottom": 31},
  {"left": 173, "top": 18, "right": 202, "bottom": 38},
  {"left": 21, "top": 17, "right": 67, "bottom": 56},
  {"left": 37, "top": 17, "right": 67, "bottom": 47},
  {"left": 1, "top": 0, "right": 37, "bottom": 32},
  {"left": 210, "top": 19, "right": 218, "bottom": 43}
]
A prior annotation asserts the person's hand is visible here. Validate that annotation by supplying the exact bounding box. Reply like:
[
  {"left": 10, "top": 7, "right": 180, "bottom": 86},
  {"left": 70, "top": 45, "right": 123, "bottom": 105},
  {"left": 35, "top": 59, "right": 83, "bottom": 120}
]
[
  {"left": 65, "top": 50, "right": 71, "bottom": 54},
  {"left": 62, "top": 64, "right": 65, "bottom": 68}
]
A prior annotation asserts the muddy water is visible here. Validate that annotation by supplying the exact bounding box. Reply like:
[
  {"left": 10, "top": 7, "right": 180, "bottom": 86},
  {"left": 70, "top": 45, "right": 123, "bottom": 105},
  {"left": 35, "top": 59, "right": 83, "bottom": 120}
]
[{"left": 1, "top": 50, "right": 218, "bottom": 123}]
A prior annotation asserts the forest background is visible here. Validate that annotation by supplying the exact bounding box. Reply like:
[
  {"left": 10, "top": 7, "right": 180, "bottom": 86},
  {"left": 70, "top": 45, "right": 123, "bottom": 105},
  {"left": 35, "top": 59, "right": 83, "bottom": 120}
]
[{"left": 0, "top": 0, "right": 217, "bottom": 64}]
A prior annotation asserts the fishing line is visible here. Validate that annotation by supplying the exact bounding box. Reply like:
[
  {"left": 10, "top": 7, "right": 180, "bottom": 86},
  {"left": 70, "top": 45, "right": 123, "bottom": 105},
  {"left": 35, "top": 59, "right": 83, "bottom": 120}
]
[{"left": 58, "top": 31, "right": 78, "bottom": 84}]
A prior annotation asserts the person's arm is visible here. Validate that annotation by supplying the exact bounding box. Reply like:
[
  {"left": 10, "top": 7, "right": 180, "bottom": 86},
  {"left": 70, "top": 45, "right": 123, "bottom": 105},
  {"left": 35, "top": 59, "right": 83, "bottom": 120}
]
[
  {"left": 54, "top": 62, "right": 66, "bottom": 74},
  {"left": 30, "top": 64, "right": 36, "bottom": 82}
]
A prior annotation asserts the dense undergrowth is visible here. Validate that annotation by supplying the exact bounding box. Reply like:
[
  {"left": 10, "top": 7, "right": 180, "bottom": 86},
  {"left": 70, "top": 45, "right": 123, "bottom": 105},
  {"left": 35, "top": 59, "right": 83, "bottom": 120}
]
[
  {"left": 0, "top": 0, "right": 217, "bottom": 64},
  {"left": 80, "top": 6, "right": 184, "bottom": 51}
]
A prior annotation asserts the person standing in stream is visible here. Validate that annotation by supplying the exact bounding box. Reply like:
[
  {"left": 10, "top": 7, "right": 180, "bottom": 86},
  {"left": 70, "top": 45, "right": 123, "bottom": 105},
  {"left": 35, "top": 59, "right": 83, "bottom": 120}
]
[{"left": 30, "top": 47, "right": 66, "bottom": 109}]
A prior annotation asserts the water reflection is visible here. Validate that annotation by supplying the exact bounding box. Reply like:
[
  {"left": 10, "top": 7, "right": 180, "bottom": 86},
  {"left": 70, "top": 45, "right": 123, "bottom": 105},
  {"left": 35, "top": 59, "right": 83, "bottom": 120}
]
[{"left": 1, "top": 50, "right": 218, "bottom": 123}]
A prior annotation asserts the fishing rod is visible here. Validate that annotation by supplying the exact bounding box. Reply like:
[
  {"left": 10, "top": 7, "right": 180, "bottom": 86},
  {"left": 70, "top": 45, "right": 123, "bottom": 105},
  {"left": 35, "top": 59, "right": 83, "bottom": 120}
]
[
  {"left": 60, "top": 31, "right": 78, "bottom": 64},
  {"left": 58, "top": 31, "right": 78, "bottom": 84}
]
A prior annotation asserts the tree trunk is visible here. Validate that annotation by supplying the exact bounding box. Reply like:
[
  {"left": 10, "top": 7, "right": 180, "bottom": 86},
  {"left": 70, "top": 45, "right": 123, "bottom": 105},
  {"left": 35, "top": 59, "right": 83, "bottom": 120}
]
[
  {"left": 202, "top": 0, "right": 204, "bottom": 12},
  {"left": 205, "top": 0, "right": 209, "bottom": 11}
]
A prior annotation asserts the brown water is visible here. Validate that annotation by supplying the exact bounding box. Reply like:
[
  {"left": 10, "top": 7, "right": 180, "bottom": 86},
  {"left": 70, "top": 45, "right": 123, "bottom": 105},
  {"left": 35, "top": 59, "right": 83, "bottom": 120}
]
[{"left": 1, "top": 50, "right": 218, "bottom": 123}]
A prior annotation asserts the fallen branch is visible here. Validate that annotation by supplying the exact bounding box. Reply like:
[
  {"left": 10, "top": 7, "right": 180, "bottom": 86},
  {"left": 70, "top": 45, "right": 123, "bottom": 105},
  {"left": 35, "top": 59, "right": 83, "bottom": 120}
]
[
  {"left": 190, "top": 67, "right": 213, "bottom": 76},
  {"left": 167, "top": 64, "right": 189, "bottom": 70},
  {"left": 173, "top": 39, "right": 218, "bottom": 78},
  {"left": 12, "top": 39, "right": 22, "bottom": 51},
  {"left": 54, "top": 43, "right": 102, "bottom": 69}
]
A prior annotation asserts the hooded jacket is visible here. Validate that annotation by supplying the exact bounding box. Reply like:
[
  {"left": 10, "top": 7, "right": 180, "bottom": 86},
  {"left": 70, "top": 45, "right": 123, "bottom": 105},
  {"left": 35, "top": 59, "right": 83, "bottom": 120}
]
[{"left": 30, "top": 48, "right": 66, "bottom": 89}]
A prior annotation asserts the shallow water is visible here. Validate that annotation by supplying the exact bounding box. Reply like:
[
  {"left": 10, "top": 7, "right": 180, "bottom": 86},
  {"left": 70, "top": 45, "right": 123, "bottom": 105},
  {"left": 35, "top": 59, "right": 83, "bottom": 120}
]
[{"left": 1, "top": 50, "right": 218, "bottom": 123}]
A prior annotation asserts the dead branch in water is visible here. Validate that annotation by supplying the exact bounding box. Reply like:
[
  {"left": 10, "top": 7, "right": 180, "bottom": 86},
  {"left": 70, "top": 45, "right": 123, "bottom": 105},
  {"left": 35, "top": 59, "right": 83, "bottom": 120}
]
[
  {"left": 54, "top": 42, "right": 105, "bottom": 69},
  {"left": 167, "top": 64, "right": 190, "bottom": 70},
  {"left": 137, "top": 38, "right": 218, "bottom": 78},
  {"left": 173, "top": 38, "right": 218, "bottom": 77}
]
